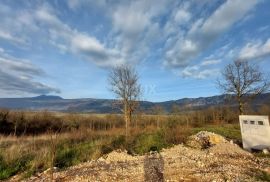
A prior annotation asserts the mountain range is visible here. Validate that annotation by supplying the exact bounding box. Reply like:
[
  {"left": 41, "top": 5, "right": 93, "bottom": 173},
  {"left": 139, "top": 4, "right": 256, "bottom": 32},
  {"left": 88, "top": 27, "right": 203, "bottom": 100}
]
[{"left": 0, "top": 93, "right": 269, "bottom": 113}]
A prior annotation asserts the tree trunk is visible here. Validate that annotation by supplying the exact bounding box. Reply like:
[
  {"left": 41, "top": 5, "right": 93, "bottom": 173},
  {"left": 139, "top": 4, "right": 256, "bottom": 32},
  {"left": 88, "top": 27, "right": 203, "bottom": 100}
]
[
  {"left": 14, "top": 122, "right": 17, "bottom": 136},
  {"left": 239, "top": 102, "right": 243, "bottom": 115},
  {"left": 124, "top": 103, "right": 129, "bottom": 138},
  {"left": 238, "top": 97, "right": 244, "bottom": 115}
]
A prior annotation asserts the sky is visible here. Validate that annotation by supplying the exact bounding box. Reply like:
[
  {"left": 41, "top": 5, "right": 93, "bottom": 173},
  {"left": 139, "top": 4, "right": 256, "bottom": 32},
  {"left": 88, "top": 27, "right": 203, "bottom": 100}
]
[{"left": 0, "top": 0, "right": 269, "bottom": 102}]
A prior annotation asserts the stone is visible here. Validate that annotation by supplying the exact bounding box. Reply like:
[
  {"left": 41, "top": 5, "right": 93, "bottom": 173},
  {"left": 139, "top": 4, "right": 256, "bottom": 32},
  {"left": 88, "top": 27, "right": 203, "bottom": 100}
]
[{"left": 262, "top": 148, "right": 270, "bottom": 155}]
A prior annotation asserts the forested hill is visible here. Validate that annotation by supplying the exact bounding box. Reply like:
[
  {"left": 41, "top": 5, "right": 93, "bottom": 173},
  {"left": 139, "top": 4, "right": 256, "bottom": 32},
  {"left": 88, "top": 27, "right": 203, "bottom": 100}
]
[{"left": 0, "top": 93, "right": 269, "bottom": 113}]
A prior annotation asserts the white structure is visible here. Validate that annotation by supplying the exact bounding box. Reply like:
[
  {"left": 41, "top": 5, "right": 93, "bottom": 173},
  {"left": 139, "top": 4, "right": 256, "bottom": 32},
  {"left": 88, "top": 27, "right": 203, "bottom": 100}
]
[{"left": 239, "top": 115, "right": 270, "bottom": 151}]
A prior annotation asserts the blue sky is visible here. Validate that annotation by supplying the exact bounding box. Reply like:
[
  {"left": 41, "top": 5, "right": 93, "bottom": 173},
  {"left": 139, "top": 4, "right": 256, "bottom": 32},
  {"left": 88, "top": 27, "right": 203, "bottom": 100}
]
[{"left": 0, "top": 0, "right": 269, "bottom": 101}]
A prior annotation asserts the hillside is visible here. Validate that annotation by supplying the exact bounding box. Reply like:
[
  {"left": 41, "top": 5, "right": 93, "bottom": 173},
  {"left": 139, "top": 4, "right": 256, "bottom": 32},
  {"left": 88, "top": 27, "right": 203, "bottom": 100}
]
[{"left": 0, "top": 93, "right": 269, "bottom": 113}]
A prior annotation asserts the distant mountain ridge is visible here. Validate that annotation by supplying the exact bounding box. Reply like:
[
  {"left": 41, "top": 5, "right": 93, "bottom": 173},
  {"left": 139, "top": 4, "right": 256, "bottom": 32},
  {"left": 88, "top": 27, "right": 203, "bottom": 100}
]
[
  {"left": 0, "top": 93, "right": 269, "bottom": 113},
  {"left": 32, "top": 95, "right": 63, "bottom": 100}
]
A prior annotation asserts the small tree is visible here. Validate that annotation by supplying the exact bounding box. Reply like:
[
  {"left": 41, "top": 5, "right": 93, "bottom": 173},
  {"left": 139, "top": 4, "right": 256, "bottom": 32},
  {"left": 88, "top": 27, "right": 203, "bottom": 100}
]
[
  {"left": 109, "top": 65, "right": 141, "bottom": 138},
  {"left": 217, "top": 60, "right": 269, "bottom": 115}
]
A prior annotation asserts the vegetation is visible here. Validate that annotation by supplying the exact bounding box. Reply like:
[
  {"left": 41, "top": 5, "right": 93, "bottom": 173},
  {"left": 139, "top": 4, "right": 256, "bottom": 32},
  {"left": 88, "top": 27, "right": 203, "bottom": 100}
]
[
  {"left": 0, "top": 105, "right": 270, "bottom": 180},
  {"left": 217, "top": 60, "right": 270, "bottom": 115},
  {"left": 109, "top": 65, "right": 141, "bottom": 138},
  {"left": 191, "top": 124, "right": 241, "bottom": 141}
]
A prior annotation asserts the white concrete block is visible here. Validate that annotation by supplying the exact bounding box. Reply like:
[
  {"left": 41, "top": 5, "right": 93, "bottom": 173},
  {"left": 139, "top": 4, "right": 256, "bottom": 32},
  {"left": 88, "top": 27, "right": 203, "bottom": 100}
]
[{"left": 239, "top": 115, "right": 270, "bottom": 151}]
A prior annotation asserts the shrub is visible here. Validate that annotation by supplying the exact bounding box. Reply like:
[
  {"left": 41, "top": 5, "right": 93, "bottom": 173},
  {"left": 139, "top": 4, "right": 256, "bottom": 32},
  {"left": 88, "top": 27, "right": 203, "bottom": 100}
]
[
  {"left": 100, "top": 145, "right": 113, "bottom": 155},
  {"left": 111, "top": 135, "right": 126, "bottom": 149},
  {"left": 163, "top": 125, "right": 191, "bottom": 144},
  {"left": 132, "top": 131, "right": 168, "bottom": 154},
  {"left": 55, "top": 148, "right": 77, "bottom": 168},
  {"left": 0, "top": 154, "right": 32, "bottom": 180}
]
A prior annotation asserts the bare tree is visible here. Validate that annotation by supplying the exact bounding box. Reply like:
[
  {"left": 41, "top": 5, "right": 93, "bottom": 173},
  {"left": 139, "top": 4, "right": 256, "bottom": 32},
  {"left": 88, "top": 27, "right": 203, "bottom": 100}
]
[
  {"left": 217, "top": 60, "right": 269, "bottom": 115},
  {"left": 109, "top": 65, "right": 141, "bottom": 138}
]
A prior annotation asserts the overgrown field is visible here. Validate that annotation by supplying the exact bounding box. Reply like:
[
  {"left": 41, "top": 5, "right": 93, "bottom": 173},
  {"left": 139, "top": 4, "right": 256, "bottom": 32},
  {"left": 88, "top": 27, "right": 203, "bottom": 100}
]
[{"left": 0, "top": 107, "right": 268, "bottom": 180}]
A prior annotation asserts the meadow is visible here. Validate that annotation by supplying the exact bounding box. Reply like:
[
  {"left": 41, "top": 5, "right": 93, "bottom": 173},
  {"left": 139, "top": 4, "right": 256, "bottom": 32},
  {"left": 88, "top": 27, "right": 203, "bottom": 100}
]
[{"left": 0, "top": 105, "right": 269, "bottom": 180}]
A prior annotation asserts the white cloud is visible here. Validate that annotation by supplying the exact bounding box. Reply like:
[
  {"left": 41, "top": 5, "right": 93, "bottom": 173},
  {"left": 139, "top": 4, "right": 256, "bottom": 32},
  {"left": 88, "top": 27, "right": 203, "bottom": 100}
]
[
  {"left": 0, "top": 52, "right": 59, "bottom": 94},
  {"left": 174, "top": 9, "right": 190, "bottom": 24},
  {"left": 181, "top": 66, "right": 219, "bottom": 79},
  {"left": 67, "top": 0, "right": 106, "bottom": 11},
  {"left": 71, "top": 34, "right": 106, "bottom": 55},
  {"left": 180, "top": 57, "right": 221, "bottom": 79},
  {"left": 165, "top": 0, "right": 259, "bottom": 68},
  {"left": 258, "top": 26, "right": 269, "bottom": 32},
  {"left": 112, "top": 7, "right": 150, "bottom": 35},
  {"left": 201, "top": 59, "right": 221, "bottom": 66},
  {"left": 0, "top": 57, "right": 44, "bottom": 77},
  {"left": 0, "top": 30, "right": 25, "bottom": 44},
  {"left": 71, "top": 33, "right": 124, "bottom": 67},
  {"left": 100, "top": 0, "right": 173, "bottom": 66},
  {"left": 238, "top": 38, "right": 270, "bottom": 60},
  {"left": 33, "top": 4, "right": 125, "bottom": 67},
  {"left": 0, "top": 69, "right": 60, "bottom": 95},
  {"left": 0, "top": 0, "right": 263, "bottom": 75},
  {"left": 200, "top": 0, "right": 257, "bottom": 36}
]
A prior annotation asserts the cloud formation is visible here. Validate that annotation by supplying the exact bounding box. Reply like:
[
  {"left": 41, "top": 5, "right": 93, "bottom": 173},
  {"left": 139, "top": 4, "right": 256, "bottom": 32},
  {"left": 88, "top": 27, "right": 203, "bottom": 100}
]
[
  {"left": 0, "top": 52, "right": 60, "bottom": 95},
  {"left": 165, "top": 0, "right": 258, "bottom": 68},
  {"left": 239, "top": 38, "right": 270, "bottom": 60},
  {"left": 0, "top": 0, "right": 267, "bottom": 83},
  {"left": 181, "top": 66, "right": 220, "bottom": 79},
  {"left": 34, "top": 4, "right": 124, "bottom": 67},
  {"left": 180, "top": 59, "right": 221, "bottom": 79}
]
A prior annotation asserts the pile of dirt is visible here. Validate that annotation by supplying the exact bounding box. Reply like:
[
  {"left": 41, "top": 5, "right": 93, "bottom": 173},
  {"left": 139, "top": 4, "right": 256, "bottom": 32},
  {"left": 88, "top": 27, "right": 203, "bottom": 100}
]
[
  {"left": 12, "top": 131, "right": 270, "bottom": 182},
  {"left": 103, "top": 149, "right": 138, "bottom": 162},
  {"left": 186, "top": 131, "right": 227, "bottom": 149}
]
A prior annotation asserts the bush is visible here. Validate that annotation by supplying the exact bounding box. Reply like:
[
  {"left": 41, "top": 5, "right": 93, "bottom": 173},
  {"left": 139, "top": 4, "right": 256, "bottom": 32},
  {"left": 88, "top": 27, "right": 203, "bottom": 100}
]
[
  {"left": 100, "top": 135, "right": 126, "bottom": 155},
  {"left": 132, "top": 131, "right": 168, "bottom": 154},
  {"left": 55, "top": 148, "right": 77, "bottom": 168},
  {"left": 111, "top": 135, "right": 126, "bottom": 149},
  {"left": 0, "top": 154, "right": 32, "bottom": 180},
  {"left": 100, "top": 145, "right": 113, "bottom": 155},
  {"left": 163, "top": 125, "right": 191, "bottom": 145}
]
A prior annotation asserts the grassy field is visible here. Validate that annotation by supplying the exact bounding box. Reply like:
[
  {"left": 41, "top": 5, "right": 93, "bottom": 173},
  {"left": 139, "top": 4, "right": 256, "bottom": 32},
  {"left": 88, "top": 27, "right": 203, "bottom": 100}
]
[
  {"left": 0, "top": 121, "right": 241, "bottom": 180},
  {"left": 191, "top": 124, "right": 241, "bottom": 141},
  {"left": 2, "top": 108, "right": 269, "bottom": 180}
]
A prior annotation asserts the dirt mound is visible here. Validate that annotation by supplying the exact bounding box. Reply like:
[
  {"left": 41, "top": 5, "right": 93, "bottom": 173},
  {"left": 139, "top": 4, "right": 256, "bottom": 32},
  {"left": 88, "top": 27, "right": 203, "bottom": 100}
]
[
  {"left": 186, "top": 131, "right": 227, "bottom": 149},
  {"left": 103, "top": 149, "right": 138, "bottom": 162},
  {"left": 15, "top": 131, "right": 270, "bottom": 182}
]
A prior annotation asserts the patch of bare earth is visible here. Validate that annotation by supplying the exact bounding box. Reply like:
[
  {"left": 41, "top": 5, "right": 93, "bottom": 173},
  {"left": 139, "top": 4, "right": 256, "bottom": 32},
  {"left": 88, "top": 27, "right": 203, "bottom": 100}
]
[{"left": 10, "top": 132, "right": 270, "bottom": 182}]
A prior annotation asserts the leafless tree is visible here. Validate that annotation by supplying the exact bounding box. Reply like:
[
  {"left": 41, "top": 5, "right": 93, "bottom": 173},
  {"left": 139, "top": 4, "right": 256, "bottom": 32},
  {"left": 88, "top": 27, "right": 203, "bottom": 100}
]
[
  {"left": 217, "top": 60, "right": 269, "bottom": 115},
  {"left": 108, "top": 65, "right": 141, "bottom": 138}
]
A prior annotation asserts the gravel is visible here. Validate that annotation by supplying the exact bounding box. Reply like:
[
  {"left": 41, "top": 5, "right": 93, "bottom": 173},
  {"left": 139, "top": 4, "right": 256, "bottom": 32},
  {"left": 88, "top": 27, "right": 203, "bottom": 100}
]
[{"left": 11, "top": 131, "right": 270, "bottom": 182}]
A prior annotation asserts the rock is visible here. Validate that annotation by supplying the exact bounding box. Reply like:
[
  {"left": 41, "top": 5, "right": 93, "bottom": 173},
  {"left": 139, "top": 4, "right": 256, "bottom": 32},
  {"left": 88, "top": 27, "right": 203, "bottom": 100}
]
[
  {"left": 264, "top": 167, "right": 270, "bottom": 174},
  {"left": 262, "top": 149, "right": 270, "bottom": 155},
  {"left": 97, "top": 157, "right": 106, "bottom": 162},
  {"left": 43, "top": 167, "right": 59, "bottom": 174}
]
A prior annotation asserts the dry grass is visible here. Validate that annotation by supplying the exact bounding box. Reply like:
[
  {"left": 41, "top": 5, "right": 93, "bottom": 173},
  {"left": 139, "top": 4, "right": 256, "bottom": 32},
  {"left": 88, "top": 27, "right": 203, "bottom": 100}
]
[{"left": 0, "top": 105, "right": 269, "bottom": 180}]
